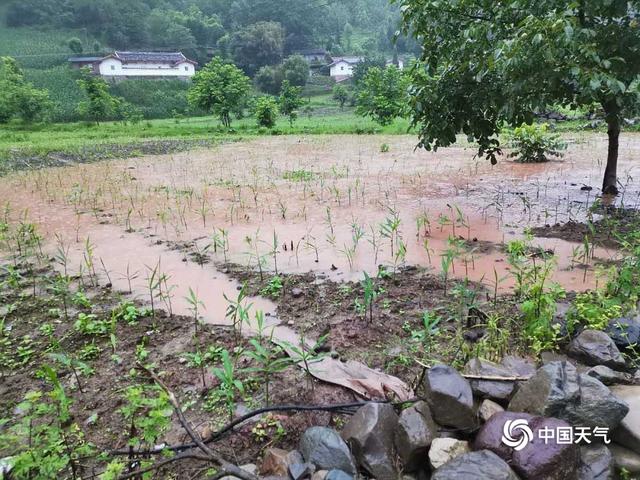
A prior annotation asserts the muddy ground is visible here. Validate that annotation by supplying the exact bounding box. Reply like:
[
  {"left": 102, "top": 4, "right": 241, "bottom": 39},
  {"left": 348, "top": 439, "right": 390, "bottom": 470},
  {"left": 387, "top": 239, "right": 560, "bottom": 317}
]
[{"left": 2, "top": 133, "right": 640, "bottom": 477}]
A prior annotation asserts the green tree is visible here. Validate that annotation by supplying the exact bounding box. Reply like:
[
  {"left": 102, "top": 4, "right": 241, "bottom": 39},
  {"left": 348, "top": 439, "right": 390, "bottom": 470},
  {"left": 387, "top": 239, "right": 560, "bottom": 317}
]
[
  {"left": 255, "top": 96, "right": 279, "bottom": 128},
  {"left": 230, "top": 21, "right": 285, "bottom": 75},
  {"left": 279, "top": 80, "right": 304, "bottom": 127},
  {"left": 282, "top": 55, "right": 310, "bottom": 87},
  {"left": 188, "top": 57, "right": 252, "bottom": 128},
  {"left": 67, "top": 37, "right": 83, "bottom": 55},
  {"left": 76, "top": 68, "right": 119, "bottom": 124},
  {"left": 355, "top": 65, "right": 409, "bottom": 125},
  {"left": 332, "top": 84, "right": 349, "bottom": 110},
  {"left": 396, "top": 0, "right": 640, "bottom": 194},
  {"left": 0, "top": 57, "right": 51, "bottom": 123},
  {"left": 255, "top": 65, "right": 284, "bottom": 94}
]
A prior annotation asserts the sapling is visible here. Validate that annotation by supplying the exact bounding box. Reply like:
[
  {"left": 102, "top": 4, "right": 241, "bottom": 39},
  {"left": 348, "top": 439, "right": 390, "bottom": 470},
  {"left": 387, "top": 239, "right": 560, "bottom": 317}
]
[
  {"left": 211, "top": 349, "right": 245, "bottom": 421},
  {"left": 283, "top": 333, "right": 327, "bottom": 393},
  {"left": 223, "top": 284, "right": 253, "bottom": 339},
  {"left": 361, "top": 272, "right": 379, "bottom": 323},
  {"left": 185, "top": 287, "right": 205, "bottom": 340},
  {"left": 245, "top": 337, "right": 291, "bottom": 405},
  {"left": 144, "top": 261, "right": 161, "bottom": 319}
]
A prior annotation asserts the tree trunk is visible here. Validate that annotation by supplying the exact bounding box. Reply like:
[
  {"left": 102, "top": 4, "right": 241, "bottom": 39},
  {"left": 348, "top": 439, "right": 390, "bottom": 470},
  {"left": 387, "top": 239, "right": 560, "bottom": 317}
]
[{"left": 602, "top": 102, "right": 620, "bottom": 195}]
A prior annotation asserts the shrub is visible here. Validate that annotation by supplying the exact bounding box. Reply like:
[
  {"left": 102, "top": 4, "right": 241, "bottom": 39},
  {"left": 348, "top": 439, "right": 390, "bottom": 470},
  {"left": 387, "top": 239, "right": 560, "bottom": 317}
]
[
  {"left": 507, "top": 123, "right": 567, "bottom": 163},
  {"left": 254, "top": 96, "right": 279, "bottom": 128}
]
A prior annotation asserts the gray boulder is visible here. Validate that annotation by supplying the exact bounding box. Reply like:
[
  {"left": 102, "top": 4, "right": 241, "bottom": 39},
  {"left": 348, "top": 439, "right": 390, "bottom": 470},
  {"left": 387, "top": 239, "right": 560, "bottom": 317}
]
[
  {"left": 463, "top": 358, "right": 516, "bottom": 401},
  {"left": 586, "top": 365, "right": 634, "bottom": 386},
  {"left": 431, "top": 450, "right": 519, "bottom": 480},
  {"left": 605, "top": 317, "right": 640, "bottom": 350},
  {"left": 478, "top": 399, "right": 505, "bottom": 423},
  {"left": 299, "top": 427, "right": 356, "bottom": 475},
  {"left": 324, "top": 471, "right": 352, "bottom": 480},
  {"left": 509, "top": 361, "right": 629, "bottom": 429},
  {"left": 610, "top": 444, "right": 640, "bottom": 474},
  {"left": 567, "top": 329, "right": 627, "bottom": 370},
  {"left": 611, "top": 385, "right": 640, "bottom": 454},
  {"left": 578, "top": 445, "right": 614, "bottom": 480},
  {"left": 501, "top": 355, "right": 537, "bottom": 377},
  {"left": 424, "top": 364, "right": 476, "bottom": 430},
  {"left": 394, "top": 401, "right": 437, "bottom": 471},
  {"left": 341, "top": 403, "right": 398, "bottom": 480}
]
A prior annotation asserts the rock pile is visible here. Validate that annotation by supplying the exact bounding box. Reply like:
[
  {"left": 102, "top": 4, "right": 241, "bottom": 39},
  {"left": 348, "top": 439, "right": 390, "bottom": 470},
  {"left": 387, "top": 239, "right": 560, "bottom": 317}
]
[{"left": 255, "top": 322, "right": 640, "bottom": 480}]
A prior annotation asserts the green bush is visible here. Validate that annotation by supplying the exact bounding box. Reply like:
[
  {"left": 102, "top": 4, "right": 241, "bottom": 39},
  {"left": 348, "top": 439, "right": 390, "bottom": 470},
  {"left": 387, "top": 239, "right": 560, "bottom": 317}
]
[
  {"left": 507, "top": 123, "right": 567, "bottom": 163},
  {"left": 254, "top": 96, "right": 279, "bottom": 128}
]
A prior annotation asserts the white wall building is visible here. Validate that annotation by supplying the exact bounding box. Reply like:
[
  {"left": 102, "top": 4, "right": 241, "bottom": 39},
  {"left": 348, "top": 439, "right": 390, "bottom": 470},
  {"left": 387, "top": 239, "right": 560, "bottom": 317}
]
[
  {"left": 328, "top": 56, "right": 404, "bottom": 82},
  {"left": 329, "top": 56, "right": 363, "bottom": 82},
  {"left": 69, "top": 51, "right": 197, "bottom": 80}
]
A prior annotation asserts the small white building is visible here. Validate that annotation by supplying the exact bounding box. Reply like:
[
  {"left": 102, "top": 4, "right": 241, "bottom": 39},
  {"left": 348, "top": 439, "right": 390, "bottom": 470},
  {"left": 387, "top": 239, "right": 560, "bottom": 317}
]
[
  {"left": 328, "top": 56, "right": 404, "bottom": 82},
  {"left": 69, "top": 51, "right": 197, "bottom": 80},
  {"left": 329, "top": 56, "right": 363, "bottom": 82}
]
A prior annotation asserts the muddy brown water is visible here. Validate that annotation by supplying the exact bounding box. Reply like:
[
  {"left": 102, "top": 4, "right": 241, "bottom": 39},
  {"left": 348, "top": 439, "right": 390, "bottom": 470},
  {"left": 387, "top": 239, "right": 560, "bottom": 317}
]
[{"left": 2, "top": 133, "right": 639, "bottom": 330}]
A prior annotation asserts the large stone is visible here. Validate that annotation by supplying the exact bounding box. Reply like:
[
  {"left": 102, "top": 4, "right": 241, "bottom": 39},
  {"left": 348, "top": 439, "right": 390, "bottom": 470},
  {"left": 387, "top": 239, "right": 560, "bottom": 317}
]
[
  {"left": 289, "top": 462, "right": 315, "bottom": 480},
  {"left": 431, "top": 450, "right": 519, "bottom": 480},
  {"left": 501, "top": 355, "right": 537, "bottom": 378},
  {"left": 341, "top": 403, "right": 398, "bottom": 480},
  {"left": 428, "top": 438, "right": 470, "bottom": 470},
  {"left": 610, "top": 444, "right": 640, "bottom": 474},
  {"left": 578, "top": 445, "right": 614, "bottom": 480},
  {"left": 586, "top": 365, "right": 634, "bottom": 386},
  {"left": 567, "top": 329, "right": 627, "bottom": 370},
  {"left": 394, "top": 401, "right": 437, "bottom": 472},
  {"left": 610, "top": 385, "right": 640, "bottom": 454},
  {"left": 261, "top": 449, "right": 304, "bottom": 476},
  {"left": 511, "top": 417, "right": 580, "bottom": 480},
  {"left": 474, "top": 411, "right": 536, "bottom": 462},
  {"left": 474, "top": 411, "right": 580, "bottom": 479},
  {"left": 479, "top": 399, "right": 505, "bottom": 423},
  {"left": 605, "top": 317, "right": 640, "bottom": 350},
  {"left": 299, "top": 427, "right": 356, "bottom": 475},
  {"left": 324, "top": 470, "right": 353, "bottom": 480},
  {"left": 509, "top": 362, "right": 629, "bottom": 429},
  {"left": 463, "top": 358, "right": 516, "bottom": 401},
  {"left": 424, "top": 364, "right": 476, "bottom": 430}
]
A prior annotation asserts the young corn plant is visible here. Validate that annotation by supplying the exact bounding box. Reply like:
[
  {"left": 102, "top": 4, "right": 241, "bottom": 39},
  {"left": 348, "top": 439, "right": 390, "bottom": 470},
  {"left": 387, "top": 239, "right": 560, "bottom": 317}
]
[
  {"left": 245, "top": 338, "right": 292, "bottom": 406},
  {"left": 211, "top": 349, "right": 245, "bottom": 421},
  {"left": 223, "top": 284, "right": 253, "bottom": 340}
]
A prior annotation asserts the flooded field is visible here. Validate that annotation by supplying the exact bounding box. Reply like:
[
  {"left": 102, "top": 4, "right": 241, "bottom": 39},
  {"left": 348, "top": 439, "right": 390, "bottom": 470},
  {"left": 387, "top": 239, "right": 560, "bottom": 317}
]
[{"left": 2, "top": 133, "right": 639, "bottom": 325}]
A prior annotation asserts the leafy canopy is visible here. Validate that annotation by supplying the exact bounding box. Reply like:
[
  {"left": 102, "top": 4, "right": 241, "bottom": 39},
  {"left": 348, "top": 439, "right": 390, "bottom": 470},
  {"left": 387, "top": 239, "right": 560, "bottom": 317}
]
[
  {"left": 188, "top": 57, "right": 252, "bottom": 128},
  {"left": 279, "top": 80, "right": 304, "bottom": 126},
  {"left": 255, "top": 96, "right": 279, "bottom": 128},
  {"left": 76, "top": 68, "right": 119, "bottom": 124},
  {"left": 0, "top": 57, "right": 51, "bottom": 123},
  {"left": 355, "top": 65, "right": 410, "bottom": 126},
  {"left": 396, "top": 0, "right": 640, "bottom": 163}
]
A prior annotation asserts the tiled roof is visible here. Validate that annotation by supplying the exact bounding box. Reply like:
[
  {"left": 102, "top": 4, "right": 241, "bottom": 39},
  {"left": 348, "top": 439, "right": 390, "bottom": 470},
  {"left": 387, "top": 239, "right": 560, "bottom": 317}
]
[{"left": 111, "top": 51, "right": 196, "bottom": 64}]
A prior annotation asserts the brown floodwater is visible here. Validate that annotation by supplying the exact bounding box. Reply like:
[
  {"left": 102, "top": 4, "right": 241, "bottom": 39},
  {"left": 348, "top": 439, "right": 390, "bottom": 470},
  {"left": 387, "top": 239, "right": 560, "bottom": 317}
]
[{"left": 2, "top": 133, "right": 640, "bottom": 327}]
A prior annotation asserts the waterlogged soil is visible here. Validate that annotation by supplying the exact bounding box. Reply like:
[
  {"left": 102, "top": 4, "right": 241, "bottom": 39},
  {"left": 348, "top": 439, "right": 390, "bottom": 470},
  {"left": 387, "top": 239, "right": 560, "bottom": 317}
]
[
  {"left": 532, "top": 207, "right": 640, "bottom": 249},
  {"left": 2, "top": 133, "right": 638, "bottom": 329},
  {"left": 0, "top": 138, "right": 222, "bottom": 174},
  {"left": 2, "top": 133, "right": 640, "bottom": 476},
  {"left": 222, "top": 262, "right": 525, "bottom": 380},
  {"left": 0, "top": 261, "right": 356, "bottom": 476}
]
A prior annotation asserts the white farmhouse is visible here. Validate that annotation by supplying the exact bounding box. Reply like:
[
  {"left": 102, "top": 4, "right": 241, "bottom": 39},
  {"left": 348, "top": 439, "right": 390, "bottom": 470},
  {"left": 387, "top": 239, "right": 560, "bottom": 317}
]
[
  {"left": 329, "top": 56, "right": 363, "bottom": 82},
  {"left": 69, "top": 51, "right": 197, "bottom": 80}
]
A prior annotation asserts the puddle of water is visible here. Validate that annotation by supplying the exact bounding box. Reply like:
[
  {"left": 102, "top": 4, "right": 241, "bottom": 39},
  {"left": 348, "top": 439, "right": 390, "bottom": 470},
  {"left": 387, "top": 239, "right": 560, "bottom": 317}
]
[{"left": 2, "top": 133, "right": 639, "bottom": 322}]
